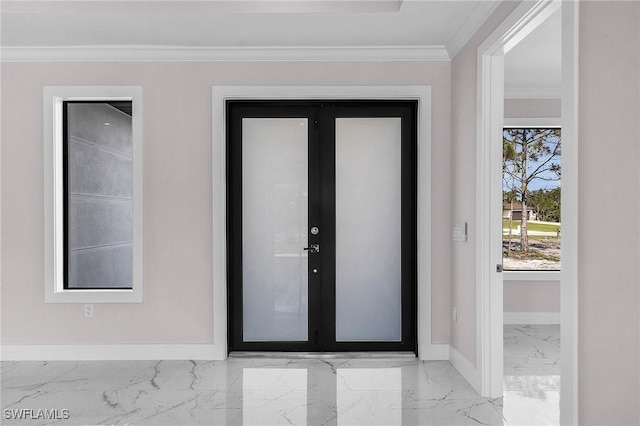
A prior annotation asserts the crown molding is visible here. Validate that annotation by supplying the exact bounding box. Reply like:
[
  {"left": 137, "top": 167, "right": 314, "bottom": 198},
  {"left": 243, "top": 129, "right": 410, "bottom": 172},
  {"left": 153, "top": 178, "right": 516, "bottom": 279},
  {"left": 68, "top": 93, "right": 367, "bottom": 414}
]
[
  {"left": 504, "top": 86, "right": 561, "bottom": 99},
  {"left": 0, "top": 45, "right": 450, "bottom": 63},
  {"left": 2, "top": 0, "right": 403, "bottom": 14},
  {"left": 446, "top": 0, "right": 501, "bottom": 59}
]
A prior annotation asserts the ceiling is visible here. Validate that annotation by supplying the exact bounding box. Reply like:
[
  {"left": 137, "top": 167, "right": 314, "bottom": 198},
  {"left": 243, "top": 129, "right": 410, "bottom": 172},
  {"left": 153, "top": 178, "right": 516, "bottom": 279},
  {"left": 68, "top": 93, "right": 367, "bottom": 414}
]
[
  {"left": 1, "top": 0, "right": 561, "bottom": 96},
  {"left": 1, "top": 1, "right": 498, "bottom": 51}
]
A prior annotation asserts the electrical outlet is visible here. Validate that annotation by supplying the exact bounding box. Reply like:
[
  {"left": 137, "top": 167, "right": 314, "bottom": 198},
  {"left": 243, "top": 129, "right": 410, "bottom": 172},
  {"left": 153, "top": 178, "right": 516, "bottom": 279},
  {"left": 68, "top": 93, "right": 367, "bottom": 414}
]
[
  {"left": 452, "top": 306, "right": 457, "bottom": 322},
  {"left": 84, "top": 304, "right": 94, "bottom": 318}
]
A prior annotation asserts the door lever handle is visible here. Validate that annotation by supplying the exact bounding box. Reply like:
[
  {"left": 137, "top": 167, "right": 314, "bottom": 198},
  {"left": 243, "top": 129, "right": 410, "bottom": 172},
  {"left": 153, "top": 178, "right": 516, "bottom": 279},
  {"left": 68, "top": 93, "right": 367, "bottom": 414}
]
[{"left": 303, "top": 244, "right": 320, "bottom": 253}]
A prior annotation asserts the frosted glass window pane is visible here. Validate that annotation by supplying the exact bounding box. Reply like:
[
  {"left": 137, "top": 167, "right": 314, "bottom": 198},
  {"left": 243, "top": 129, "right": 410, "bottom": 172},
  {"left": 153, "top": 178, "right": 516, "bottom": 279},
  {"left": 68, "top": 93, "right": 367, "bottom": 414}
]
[
  {"left": 243, "top": 369, "right": 307, "bottom": 426},
  {"left": 66, "top": 102, "right": 133, "bottom": 289},
  {"left": 337, "top": 368, "right": 402, "bottom": 425},
  {"left": 242, "top": 118, "right": 309, "bottom": 342},
  {"left": 336, "top": 118, "right": 402, "bottom": 342}
]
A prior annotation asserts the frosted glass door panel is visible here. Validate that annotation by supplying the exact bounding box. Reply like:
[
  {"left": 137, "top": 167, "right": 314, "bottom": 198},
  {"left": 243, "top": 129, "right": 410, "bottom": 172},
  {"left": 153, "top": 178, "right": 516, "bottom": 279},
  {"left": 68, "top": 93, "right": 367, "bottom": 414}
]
[
  {"left": 243, "top": 118, "right": 309, "bottom": 342},
  {"left": 335, "top": 118, "right": 402, "bottom": 342}
]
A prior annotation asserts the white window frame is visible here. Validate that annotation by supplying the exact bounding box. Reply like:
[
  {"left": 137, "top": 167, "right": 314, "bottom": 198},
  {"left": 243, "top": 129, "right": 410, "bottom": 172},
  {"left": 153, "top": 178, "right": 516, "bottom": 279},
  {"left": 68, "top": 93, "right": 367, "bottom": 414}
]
[
  {"left": 502, "top": 117, "right": 561, "bottom": 282},
  {"left": 44, "top": 86, "right": 143, "bottom": 303}
]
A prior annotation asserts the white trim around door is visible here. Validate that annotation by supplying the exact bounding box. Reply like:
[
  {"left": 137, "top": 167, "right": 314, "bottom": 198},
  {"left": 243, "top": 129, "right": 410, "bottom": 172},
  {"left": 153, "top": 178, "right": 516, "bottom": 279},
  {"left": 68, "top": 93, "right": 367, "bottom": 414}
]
[
  {"left": 475, "top": 0, "right": 579, "bottom": 424},
  {"left": 212, "top": 86, "right": 434, "bottom": 360}
]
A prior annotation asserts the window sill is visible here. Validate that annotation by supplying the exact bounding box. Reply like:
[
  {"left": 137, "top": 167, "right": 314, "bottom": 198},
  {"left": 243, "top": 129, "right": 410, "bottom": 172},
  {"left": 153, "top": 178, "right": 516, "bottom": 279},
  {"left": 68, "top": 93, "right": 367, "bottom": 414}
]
[
  {"left": 503, "top": 271, "right": 560, "bottom": 282},
  {"left": 45, "top": 288, "right": 142, "bottom": 304}
]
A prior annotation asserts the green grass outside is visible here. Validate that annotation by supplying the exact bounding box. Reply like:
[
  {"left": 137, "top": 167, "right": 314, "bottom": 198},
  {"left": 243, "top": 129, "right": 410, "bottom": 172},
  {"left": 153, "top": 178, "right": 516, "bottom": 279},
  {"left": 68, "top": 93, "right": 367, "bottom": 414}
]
[
  {"left": 502, "top": 220, "right": 560, "bottom": 233},
  {"left": 503, "top": 235, "right": 556, "bottom": 241}
]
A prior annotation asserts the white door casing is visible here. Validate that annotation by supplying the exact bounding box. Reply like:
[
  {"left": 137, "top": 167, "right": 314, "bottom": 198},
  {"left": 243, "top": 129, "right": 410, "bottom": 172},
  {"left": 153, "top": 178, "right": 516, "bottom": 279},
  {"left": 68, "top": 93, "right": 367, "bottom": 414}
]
[{"left": 212, "top": 86, "right": 435, "bottom": 359}]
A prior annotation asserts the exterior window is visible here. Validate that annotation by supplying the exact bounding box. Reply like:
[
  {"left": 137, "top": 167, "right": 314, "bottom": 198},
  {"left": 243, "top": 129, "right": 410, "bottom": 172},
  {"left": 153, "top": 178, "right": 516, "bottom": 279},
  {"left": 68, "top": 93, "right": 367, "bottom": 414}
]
[
  {"left": 503, "top": 127, "right": 561, "bottom": 271},
  {"left": 44, "top": 87, "right": 142, "bottom": 303}
]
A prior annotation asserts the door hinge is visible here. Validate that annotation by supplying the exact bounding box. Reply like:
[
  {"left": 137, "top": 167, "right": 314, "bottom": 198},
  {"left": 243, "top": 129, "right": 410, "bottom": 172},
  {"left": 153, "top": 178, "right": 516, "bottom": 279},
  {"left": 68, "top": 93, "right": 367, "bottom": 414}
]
[
  {"left": 314, "top": 329, "right": 319, "bottom": 345},
  {"left": 496, "top": 264, "right": 503, "bottom": 273}
]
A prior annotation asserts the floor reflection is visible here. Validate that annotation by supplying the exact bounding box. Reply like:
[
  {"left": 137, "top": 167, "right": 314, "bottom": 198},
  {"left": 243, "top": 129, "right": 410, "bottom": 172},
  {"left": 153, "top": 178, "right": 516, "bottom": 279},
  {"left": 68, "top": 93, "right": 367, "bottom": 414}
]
[
  {"left": 243, "top": 369, "right": 307, "bottom": 426},
  {"left": 239, "top": 367, "right": 405, "bottom": 426},
  {"left": 504, "top": 375, "right": 560, "bottom": 426},
  {"left": 0, "top": 326, "right": 561, "bottom": 425},
  {"left": 227, "top": 360, "right": 504, "bottom": 426},
  {"left": 503, "top": 324, "right": 561, "bottom": 426},
  {"left": 336, "top": 368, "right": 402, "bottom": 426}
]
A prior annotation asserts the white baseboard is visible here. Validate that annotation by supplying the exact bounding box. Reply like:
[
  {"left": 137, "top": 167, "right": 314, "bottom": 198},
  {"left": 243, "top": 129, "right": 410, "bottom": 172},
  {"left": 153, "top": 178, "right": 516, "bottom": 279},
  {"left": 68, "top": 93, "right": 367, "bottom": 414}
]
[
  {"left": 0, "top": 344, "right": 219, "bottom": 361},
  {"left": 504, "top": 312, "right": 560, "bottom": 324},
  {"left": 449, "top": 345, "right": 481, "bottom": 395},
  {"left": 2, "top": 344, "right": 451, "bottom": 362},
  {"left": 420, "top": 343, "right": 450, "bottom": 360}
]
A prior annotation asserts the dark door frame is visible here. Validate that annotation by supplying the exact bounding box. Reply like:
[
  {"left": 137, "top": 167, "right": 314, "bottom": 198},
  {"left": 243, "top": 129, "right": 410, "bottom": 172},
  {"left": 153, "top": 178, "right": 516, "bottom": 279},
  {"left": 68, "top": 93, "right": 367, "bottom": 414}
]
[{"left": 226, "top": 100, "right": 417, "bottom": 353}]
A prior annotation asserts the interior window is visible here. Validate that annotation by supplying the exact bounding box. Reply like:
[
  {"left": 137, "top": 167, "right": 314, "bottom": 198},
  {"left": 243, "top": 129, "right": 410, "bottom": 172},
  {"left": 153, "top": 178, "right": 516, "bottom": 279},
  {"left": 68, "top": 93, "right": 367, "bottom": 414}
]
[
  {"left": 63, "top": 101, "right": 133, "bottom": 289},
  {"left": 44, "top": 86, "right": 142, "bottom": 303}
]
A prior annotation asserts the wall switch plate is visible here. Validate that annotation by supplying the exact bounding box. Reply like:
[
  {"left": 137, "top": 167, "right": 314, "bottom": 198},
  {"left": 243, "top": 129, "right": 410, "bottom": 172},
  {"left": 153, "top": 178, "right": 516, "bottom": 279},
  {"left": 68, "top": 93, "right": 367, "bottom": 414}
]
[
  {"left": 84, "top": 304, "right": 94, "bottom": 318},
  {"left": 452, "top": 223, "right": 467, "bottom": 242},
  {"left": 452, "top": 306, "right": 457, "bottom": 322}
]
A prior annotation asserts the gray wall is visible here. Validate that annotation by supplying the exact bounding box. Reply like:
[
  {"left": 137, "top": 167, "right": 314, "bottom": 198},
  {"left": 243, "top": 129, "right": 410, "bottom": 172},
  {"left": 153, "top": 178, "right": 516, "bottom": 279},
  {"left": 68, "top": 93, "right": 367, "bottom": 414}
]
[
  {"left": 503, "top": 280, "right": 559, "bottom": 313},
  {"left": 449, "top": 0, "right": 520, "bottom": 366},
  {"left": 1, "top": 60, "right": 451, "bottom": 345},
  {"left": 578, "top": 1, "right": 640, "bottom": 423},
  {"left": 67, "top": 103, "right": 133, "bottom": 288},
  {"left": 504, "top": 98, "right": 561, "bottom": 119}
]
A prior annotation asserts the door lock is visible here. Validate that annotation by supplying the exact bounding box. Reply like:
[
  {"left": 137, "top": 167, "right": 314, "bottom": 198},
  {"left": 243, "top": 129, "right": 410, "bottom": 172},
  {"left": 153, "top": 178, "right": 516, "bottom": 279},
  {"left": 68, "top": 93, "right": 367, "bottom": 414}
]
[{"left": 304, "top": 244, "right": 320, "bottom": 253}]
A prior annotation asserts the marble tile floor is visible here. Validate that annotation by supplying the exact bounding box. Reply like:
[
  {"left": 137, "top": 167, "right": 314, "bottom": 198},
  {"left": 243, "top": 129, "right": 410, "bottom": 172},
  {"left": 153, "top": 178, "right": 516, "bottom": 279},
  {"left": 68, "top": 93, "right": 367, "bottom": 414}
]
[
  {"left": 503, "top": 324, "right": 561, "bottom": 426},
  {"left": 1, "top": 325, "right": 560, "bottom": 426}
]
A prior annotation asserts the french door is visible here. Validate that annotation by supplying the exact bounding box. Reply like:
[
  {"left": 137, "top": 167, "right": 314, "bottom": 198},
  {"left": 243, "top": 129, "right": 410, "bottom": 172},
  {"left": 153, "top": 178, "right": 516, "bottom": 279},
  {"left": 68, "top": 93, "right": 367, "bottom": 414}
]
[{"left": 227, "top": 100, "right": 417, "bottom": 352}]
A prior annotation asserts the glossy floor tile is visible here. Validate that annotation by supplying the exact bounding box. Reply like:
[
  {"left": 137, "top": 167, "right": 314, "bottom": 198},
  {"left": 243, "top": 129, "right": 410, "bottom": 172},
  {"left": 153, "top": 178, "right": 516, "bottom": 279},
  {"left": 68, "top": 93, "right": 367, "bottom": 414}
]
[
  {"left": 504, "top": 325, "right": 560, "bottom": 376},
  {"left": 1, "top": 358, "right": 503, "bottom": 425},
  {"left": 1, "top": 325, "right": 559, "bottom": 425},
  {"left": 503, "top": 324, "right": 560, "bottom": 426}
]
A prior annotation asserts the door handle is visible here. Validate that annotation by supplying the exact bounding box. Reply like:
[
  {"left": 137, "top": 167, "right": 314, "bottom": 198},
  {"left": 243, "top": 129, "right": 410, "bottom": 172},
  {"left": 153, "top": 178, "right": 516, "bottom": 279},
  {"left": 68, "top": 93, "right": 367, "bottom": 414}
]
[{"left": 303, "top": 244, "right": 320, "bottom": 253}]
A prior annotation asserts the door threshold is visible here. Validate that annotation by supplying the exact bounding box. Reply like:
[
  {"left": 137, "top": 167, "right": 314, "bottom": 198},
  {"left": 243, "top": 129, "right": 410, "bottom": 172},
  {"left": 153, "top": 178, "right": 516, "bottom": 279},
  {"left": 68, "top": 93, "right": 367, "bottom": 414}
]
[{"left": 229, "top": 351, "right": 416, "bottom": 359}]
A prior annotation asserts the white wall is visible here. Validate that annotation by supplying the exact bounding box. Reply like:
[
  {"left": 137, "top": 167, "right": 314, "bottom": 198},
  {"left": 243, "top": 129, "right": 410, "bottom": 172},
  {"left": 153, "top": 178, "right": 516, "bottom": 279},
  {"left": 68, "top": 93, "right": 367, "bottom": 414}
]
[{"left": 0, "top": 61, "right": 452, "bottom": 346}]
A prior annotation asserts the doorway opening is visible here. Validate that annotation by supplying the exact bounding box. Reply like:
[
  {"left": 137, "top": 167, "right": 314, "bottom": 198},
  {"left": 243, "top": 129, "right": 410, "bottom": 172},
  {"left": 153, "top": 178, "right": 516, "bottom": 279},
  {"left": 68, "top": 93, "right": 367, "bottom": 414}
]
[
  {"left": 476, "top": 0, "right": 578, "bottom": 423},
  {"left": 226, "top": 100, "right": 417, "bottom": 353}
]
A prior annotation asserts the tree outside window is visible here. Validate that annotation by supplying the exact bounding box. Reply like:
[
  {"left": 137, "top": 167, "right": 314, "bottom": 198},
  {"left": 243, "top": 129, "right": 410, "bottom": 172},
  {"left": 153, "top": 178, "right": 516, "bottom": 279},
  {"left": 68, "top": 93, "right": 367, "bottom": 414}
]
[{"left": 503, "top": 128, "right": 561, "bottom": 271}]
